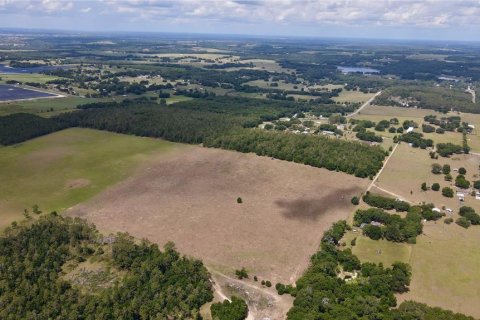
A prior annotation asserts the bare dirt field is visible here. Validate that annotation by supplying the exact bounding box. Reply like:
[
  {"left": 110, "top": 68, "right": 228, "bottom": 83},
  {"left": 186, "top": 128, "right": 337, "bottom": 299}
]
[{"left": 69, "top": 146, "right": 368, "bottom": 285}]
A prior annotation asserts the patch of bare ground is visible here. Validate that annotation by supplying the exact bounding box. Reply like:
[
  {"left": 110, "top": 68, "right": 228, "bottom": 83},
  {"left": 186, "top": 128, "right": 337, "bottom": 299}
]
[
  {"left": 69, "top": 146, "right": 368, "bottom": 289},
  {"left": 65, "top": 178, "right": 91, "bottom": 189}
]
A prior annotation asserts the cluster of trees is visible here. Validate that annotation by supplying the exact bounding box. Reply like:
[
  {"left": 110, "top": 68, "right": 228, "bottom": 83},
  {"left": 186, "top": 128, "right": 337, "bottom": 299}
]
[
  {"left": 210, "top": 296, "right": 248, "bottom": 320},
  {"left": 456, "top": 206, "right": 480, "bottom": 228},
  {"left": 356, "top": 130, "right": 383, "bottom": 142},
  {"left": 354, "top": 208, "right": 422, "bottom": 243},
  {"left": 282, "top": 220, "right": 467, "bottom": 319},
  {"left": 0, "top": 214, "right": 213, "bottom": 319},
  {"left": 58, "top": 104, "right": 241, "bottom": 144},
  {"left": 0, "top": 113, "right": 67, "bottom": 145},
  {"left": 436, "top": 142, "right": 464, "bottom": 157},
  {"left": 396, "top": 132, "right": 434, "bottom": 149},
  {"left": 205, "top": 129, "right": 386, "bottom": 178},
  {"left": 362, "top": 192, "right": 410, "bottom": 212}
]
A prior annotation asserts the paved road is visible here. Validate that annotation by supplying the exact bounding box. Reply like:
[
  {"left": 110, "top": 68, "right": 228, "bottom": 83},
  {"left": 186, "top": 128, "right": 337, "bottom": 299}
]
[{"left": 347, "top": 90, "right": 382, "bottom": 118}]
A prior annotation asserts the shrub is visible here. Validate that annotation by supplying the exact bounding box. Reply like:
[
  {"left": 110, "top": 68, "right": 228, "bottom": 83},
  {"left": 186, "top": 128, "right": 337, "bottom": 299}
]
[
  {"left": 442, "top": 187, "right": 454, "bottom": 198},
  {"left": 351, "top": 237, "right": 357, "bottom": 246},
  {"left": 235, "top": 268, "right": 248, "bottom": 279},
  {"left": 431, "top": 163, "right": 442, "bottom": 174},
  {"left": 444, "top": 218, "right": 454, "bottom": 224},
  {"left": 351, "top": 196, "right": 360, "bottom": 205},
  {"left": 421, "top": 182, "right": 428, "bottom": 191},
  {"left": 265, "top": 280, "right": 272, "bottom": 287},
  {"left": 431, "top": 183, "right": 440, "bottom": 191},
  {"left": 237, "top": 197, "right": 243, "bottom": 204},
  {"left": 455, "top": 175, "right": 470, "bottom": 189},
  {"left": 442, "top": 164, "right": 451, "bottom": 174},
  {"left": 458, "top": 167, "right": 467, "bottom": 174},
  {"left": 474, "top": 180, "right": 480, "bottom": 190},
  {"left": 456, "top": 217, "right": 471, "bottom": 229}
]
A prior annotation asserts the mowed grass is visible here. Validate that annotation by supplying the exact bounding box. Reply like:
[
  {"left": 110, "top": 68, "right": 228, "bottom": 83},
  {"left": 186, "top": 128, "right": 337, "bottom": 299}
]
[
  {"left": 343, "top": 231, "right": 412, "bottom": 266},
  {"left": 398, "top": 222, "right": 480, "bottom": 318},
  {"left": 0, "top": 128, "right": 177, "bottom": 229}
]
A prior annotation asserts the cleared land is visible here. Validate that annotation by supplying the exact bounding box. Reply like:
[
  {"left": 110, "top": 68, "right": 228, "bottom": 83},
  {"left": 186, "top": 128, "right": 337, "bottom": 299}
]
[
  {"left": 374, "top": 143, "right": 480, "bottom": 212},
  {"left": 343, "top": 231, "right": 412, "bottom": 266},
  {"left": 69, "top": 146, "right": 369, "bottom": 284},
  {"left": 0, "top": 96, "right": 104, "bottom": 116},
  {"left": 0, "top": 73, "right": 62, "bottom": 84},
  {"left": 333, "top": 90, "right": 375, "bottom": 104},
  {"left": 0, "top": 128, "right": 177, "bottom": 229},
  {"left": 398, "top": 222, "right": 480, "bottom": 318}
]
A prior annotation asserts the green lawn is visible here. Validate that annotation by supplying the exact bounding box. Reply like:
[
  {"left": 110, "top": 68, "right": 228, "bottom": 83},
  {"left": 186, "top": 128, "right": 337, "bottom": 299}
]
[
  {"left": 399, "top": 222, "right": 480, "bottom": 318},
  {"left": 0, "top": 128, "right": 178, "bottom": 229},
  {"left": 343, "top": 231, "right": 412, "bottom": 266}
]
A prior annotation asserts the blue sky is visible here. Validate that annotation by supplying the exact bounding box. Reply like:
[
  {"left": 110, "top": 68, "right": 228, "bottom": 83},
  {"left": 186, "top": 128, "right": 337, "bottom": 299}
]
[{"left": 0, "top": 0, "right": 479, "bottom": 41}]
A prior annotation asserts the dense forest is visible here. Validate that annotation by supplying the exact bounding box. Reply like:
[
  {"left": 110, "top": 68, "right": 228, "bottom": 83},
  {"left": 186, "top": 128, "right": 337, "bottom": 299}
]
[
  {"left": 0, "top": 96, "right": 388, "bottom": 178},
  {"left": 0, "top": 113, "right": 67, "bottom": 145},
  {"left": 205, "top": 129, "right": 386, "bottom": 178},
  {"left": 0, "top": 214, "right": 213, "bottom": 319}
]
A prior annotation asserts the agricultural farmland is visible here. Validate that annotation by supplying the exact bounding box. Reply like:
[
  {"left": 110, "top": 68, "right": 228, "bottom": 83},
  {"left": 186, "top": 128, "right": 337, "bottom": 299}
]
[{"left": 69, "top": 146, "right": 369, "bottom": 284}]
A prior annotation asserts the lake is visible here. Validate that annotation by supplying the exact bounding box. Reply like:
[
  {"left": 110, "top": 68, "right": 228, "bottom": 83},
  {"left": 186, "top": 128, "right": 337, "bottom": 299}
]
[
  {"left": 338, "top": 66, "right": 380, "bottom": 74},
  {"left": 0, "top": 84, "right": 58, "bottom": 101}
]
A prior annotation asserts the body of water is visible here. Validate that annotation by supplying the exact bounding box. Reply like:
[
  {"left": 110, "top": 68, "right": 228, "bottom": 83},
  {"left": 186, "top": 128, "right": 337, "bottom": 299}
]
[
  {"left": 0, "top": 64, "right": 65, "bottom": 74},
  {"left": 0, "top": 84, "right": 57, "bottom": 101},
  {"left": 338, "top": 66, "right": 380, "bottom": 74}
]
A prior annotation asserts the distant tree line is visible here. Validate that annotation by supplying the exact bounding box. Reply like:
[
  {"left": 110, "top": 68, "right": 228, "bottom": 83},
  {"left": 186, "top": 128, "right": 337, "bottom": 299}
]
[{"left": 0, "top": 113, "right": 67, "bottom": 146}]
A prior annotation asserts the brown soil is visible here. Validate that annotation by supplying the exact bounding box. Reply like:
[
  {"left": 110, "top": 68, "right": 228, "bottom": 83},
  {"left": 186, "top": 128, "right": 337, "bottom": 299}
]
[{"left": 69, "top": 146, "right": 368, "bottom": 284}]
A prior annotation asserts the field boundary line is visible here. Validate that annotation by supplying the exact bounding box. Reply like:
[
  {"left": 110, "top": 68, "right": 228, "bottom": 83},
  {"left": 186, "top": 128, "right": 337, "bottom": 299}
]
[
  {"left": 367, "top": 142, "right": 399, "bottom": 192},
  {"left": 347, "top": 90, "right": 382, "bottom": 118}
]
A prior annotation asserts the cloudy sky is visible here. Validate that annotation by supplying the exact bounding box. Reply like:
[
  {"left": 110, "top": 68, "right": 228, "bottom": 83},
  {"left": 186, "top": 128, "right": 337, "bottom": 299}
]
[{"left": 0, "top": 0, "right": 479, "bottom": 41}]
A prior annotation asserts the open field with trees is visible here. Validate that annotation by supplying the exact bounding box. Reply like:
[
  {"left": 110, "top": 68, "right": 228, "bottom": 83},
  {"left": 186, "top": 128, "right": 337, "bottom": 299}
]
[
  {"left": 68, "top": 146, "right": 369, "bottom": 284},
  {"left": 398, "top": 222, "right": 480, "bottom": 318},
  {"left": 2, "top": 30, "right": 480, "bottom": 319},
  {"left": 374, "top": 144, "right": 480, "bottom": 212},
  {"left": 0, "top": 128, "right": 177, "bottom": 229}
]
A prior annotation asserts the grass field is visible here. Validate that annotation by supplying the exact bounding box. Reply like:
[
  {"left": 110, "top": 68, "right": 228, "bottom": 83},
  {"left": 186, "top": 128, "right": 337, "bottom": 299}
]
[
  {"left": 166, "top": 95, "right": 193, "bottom": 105},
  {"left": 374, "top": 143, "right": 480, "bottom": 212},
  {"left": 398, "top": 222, "right": 480, "bottom": 318},
  {"left": 0, "top": 128, "right": 177, "bottom": 229},
  {"left": 0, "top": 96, "right": 108, "bottom": 116},
  {"left": 343, "top": 231, "right": 412, "bottom": 266},
  {"left": 333, "top": 90, "right": 375, "bottom": 104},
  {"left": 0, "top": 73, "right": 63, "bottom": 84},
  {"left": 69, "top": 146, "right": 369, "bottom": 284}
]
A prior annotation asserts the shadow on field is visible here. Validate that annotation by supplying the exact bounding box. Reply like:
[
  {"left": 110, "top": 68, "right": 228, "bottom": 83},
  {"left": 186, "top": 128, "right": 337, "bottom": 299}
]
[{"left": 275, "top": 186, "right": 362, "bottom": 221}]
